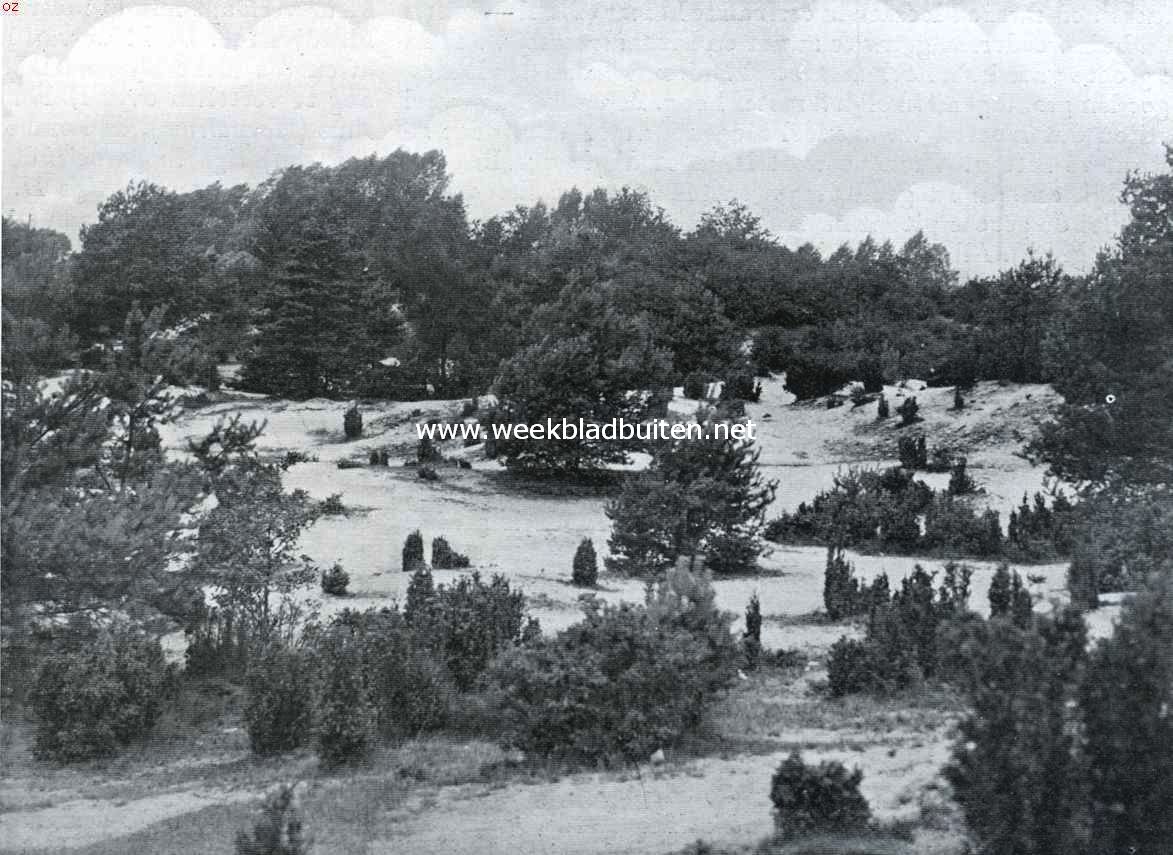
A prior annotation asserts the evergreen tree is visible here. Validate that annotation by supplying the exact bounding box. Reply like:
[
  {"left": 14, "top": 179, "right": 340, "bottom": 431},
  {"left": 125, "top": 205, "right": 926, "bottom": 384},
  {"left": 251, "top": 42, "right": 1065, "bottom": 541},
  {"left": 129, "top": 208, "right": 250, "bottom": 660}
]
[
  {"left": 1081, "top": 580, "right": 1173, "bottom": 853},
  {"left": 572, "top": 538, "right": 599, "bottom": 587},
  {"left": 241, "top": 225, "right": 383, "bottom": 399},
  {"left": 823, "top": 546, "right": 861, "bottom": 620},
  {"left": 743, "top": 593, "right": 763, "bottom": 669},
  {"left": 606, "top": 419, "right": 776, "bottom": 575}
]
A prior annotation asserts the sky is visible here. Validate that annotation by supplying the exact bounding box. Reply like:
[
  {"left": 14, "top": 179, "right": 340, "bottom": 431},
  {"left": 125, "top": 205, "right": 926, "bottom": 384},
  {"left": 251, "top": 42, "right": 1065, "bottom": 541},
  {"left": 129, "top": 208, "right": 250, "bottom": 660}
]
[{"left": 2, "top": 0, "right": 1171, "bottom": 277}]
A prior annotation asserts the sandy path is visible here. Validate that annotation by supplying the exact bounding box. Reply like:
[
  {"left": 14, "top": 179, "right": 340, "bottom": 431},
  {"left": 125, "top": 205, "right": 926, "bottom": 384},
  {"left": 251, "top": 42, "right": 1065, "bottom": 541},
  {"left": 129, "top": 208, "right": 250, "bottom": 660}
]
[
  {"left": 374, "top": 740, "right": 949, "bottom": 855},
  {"left": 0, "top": 788, "right": 253, "bottom": 851}
]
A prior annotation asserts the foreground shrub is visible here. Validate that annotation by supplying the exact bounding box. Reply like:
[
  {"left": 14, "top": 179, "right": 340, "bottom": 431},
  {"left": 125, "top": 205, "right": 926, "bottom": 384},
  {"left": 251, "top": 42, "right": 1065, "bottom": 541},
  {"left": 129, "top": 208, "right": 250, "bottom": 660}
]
[
  {"left": 31, "top": 626, "right": 169, "bottom": 761},
  {"left": 572, "top": 538, "right": 599, "bottom": 587},
  {"left": 770, "top": 752, "right": 871, "bottom": 837},
  {"left": 323, "top": 608, "right": 454, "bottom": 738},
  {"left": 315, "top": 646, "right": 376, "bottom": 765},
  {"left": 431, "top": 536, "right": 470, "bottom": 569},
  {"left": 489, "top": 563, "right": 735, "bottom": 763},
  {"left": 235, "top": 783, "right": 311, "bottom": 855},
  {"left": 827, "top": 637, "right": 873, "bottom": 698},
  {"left": 946, "top": 611, "right": 1089, "bottom": 855},
  {"left": 403, "top": 571, "right": 531, "bottom": 691},
  {"left": 243, "top": 645, "right": 318, "bottom": 756},
  {"left": 1081, "top": 580, "right": 1173, "bottom": 853}
]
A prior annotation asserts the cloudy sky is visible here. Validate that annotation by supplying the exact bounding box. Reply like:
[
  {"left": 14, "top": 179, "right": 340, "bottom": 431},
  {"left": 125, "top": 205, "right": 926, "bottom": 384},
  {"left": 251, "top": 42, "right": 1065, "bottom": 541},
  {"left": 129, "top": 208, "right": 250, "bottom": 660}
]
[{"left": 3, "top": 0, "right": 1171, "bottom": 276}]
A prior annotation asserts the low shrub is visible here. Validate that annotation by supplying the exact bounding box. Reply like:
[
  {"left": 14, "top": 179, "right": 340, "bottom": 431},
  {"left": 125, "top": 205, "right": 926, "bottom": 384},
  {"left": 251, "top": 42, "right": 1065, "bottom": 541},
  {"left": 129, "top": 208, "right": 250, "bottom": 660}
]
[
  {"left": 317, "top": 493, "right": 347, "bottom": 516},
  {"left": 30, "top": 626, "right": 170, "bottom": 761},
  {"left": 336, "top": 459, "right": 364, "bottom": 470},
  {"left": 320, "top": 563, "right": 350, "bottom": 596},
  {"left": 743, "top": 593, "right": 763, "bottom": 669},
  {"left": 572, "top": 537, "right": 599, "bottom": 587},
  {"left": 823, "top": 546, "right": 864, "bottom": 621},
  {"left": 417, "top": 436, "right": 442, "bottom": 464},
  {"left": 897, "top": 396, "right": 921, "bottom": 426},
  {"left": 827, "top": 637, "right": 873, "bottom": 697},
  {"left": 242, "top": 644, "right": 318, "bottom": 756},
  {"left": 431, "top": 536, "right": 470, "bottom": 569},
  {"left": 826, "top": 562, "right": 974, "bottom": 697},
  {"left": 281, "top": 450, "right": 318, "bottom": 467},
  {"left": 402, "top": 530, "right": 426, "bottom": 573},
  {"left": 770, "top": 752, "right": 872, "bottom": 837},
  {"left": 184, "top": 604, "right": 255, "bottom": 679},
  {"left": 421, "top": 572, "right": 530, "bottom": 691},
  {"left": 315, "top": 649, "right": 376, "bottom": 764},
  {"left": 418, "top": 465, "right": 439, "bottom": 481},
  {"left": 947, "top": 458, "right": 977, "bottom": 495},
  {"left": 897, "top": 435, "right": 927, "bottom": 469},
  {"left": 235, "top": 783, "right": 311, "bottom": 855},
  {"left": 343, "top": 405, "right": 363, "bottom": 440},
  {"left": 488, "top": 564, "right": 735, "bottom": 763}
]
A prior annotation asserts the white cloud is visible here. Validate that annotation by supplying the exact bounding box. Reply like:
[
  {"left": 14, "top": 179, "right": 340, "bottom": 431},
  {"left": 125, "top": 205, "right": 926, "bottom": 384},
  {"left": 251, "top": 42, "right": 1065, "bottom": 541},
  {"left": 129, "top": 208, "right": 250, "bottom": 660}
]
[{"left": 3, "top": 0, "right": 1170, "bottom": 277}]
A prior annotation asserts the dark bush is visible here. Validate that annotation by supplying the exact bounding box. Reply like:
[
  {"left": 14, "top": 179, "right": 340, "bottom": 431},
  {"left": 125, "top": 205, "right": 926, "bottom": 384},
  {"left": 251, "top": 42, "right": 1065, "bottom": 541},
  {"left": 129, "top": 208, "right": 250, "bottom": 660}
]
[
  {"left": 898, "top": 434, "right": 928, "bottom": 469},
  {"left": 572, "top": 537, "right": 599, "bottom": 587},
  {"left": 418, "top": 465, "right": 438, "bottom": 481},
  {"left": 317, "top": 493, "right": 347, "bottom": 516},
  {"left": 343, "top": 405, "right": 363, "bottom": 440},
  {"left": 876, "top": 394, "right": 890, "bottom": 420},
  {"left": 488, "top": 564, "right": 735, "bottom": 762},
  {"left": 431, "top": 536, "right": 470, "bottom": 570},
  {"left": 953, "top": 386, "right": 965, "bottom": 410},
  {"left": 184, "top": 604, "right": 255, "bottom": 679},
  {"left": 947, "top": 458, "right": 976, "bottom": 495},
  {"left": 316, "top": 652, "right": 376, "bottom": 765},
  {"left": 407, "top": 571, "right": 531, "bottom": 691},
  {"left": 242, "top": 644, "right": 318, "bottom": 756},
  {"left": 683, "top": 371, "right": 712, "bottom": 400},
  {"left": 402, "top": 530, "right": 426, "bottom": 573},
  {"left": 770, "top": 752, "right": 872, "bottom": 837},
  {"left": 721, "top": 370, "right": 761, "bottom": 403},
  {"left": 782, "top": 351, "right": 858, "bottom": 401},
  {"left": 827, "top": 637, "right": 873, "bottom": 697},
  {"left": 417, "top": 435, "right": 442, "bottom": 464},
  {"left": 31, "top": 627, "right": 169, "bottom": 761},
  {"left": 235, "top": 783, "right": 311, "bottom": 855},
  {"left": 320, "top": 563, "right": 350, "bottom": 596},
  {"left": 823, "top": 546, "right": 863, "bottom": 621},
  {"left": 896, "top": 396, "right": 921, "bottom": 426},
  {"left": 1082, "top": 581, "right": 1173, "bottom": 853},
  {"left": 743, "top": 593, "right": 762, "bottom": 669}
]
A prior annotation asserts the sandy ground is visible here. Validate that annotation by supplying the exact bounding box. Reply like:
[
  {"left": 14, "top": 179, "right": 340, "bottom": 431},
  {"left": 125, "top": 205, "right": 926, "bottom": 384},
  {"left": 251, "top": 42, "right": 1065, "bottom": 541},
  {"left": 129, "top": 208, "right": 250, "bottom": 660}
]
[
  {"left": 3, "top": 375, "right": 1078, "bottom": 852},
  {"left": 373, "top": 737, "right": 950, "bottom": 855}
]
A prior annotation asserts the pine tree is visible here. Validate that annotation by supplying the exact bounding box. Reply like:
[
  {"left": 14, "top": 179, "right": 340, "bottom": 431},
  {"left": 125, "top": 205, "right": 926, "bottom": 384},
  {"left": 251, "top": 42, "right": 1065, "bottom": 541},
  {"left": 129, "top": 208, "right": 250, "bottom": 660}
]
[
  {"left": 1082, "top": 580, "right": 1173, "bottom": 853},
  {"left": 606, "top": 419, "right": 776, "bottom": 576},
  {"left": 240, "top": 225, "right": 381, "bottom": 400}
]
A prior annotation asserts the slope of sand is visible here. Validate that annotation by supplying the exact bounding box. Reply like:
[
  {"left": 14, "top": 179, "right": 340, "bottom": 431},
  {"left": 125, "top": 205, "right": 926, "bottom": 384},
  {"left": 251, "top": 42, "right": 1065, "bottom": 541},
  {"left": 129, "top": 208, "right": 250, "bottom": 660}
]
[{"left": 3, "top": 376, "right": 1073, "bottom": 852}]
